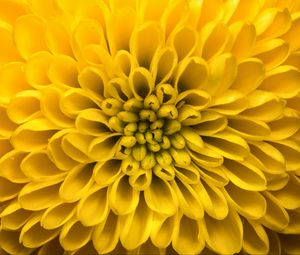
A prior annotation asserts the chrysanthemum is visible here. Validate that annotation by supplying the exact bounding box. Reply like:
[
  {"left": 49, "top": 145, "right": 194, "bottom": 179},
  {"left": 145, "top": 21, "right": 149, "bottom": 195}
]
[{"left": 0, "top": 0, "right": 300, "bottom": 254}]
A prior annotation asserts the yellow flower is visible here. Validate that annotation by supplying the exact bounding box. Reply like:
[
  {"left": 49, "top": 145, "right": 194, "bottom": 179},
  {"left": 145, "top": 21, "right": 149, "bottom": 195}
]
[{"left": 1, "top": 0, "right": 300, "bottom": 254}]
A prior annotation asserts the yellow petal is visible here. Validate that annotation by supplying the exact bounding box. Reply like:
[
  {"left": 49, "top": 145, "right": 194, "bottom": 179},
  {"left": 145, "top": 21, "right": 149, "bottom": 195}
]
[
  {"left": 230, "top": 58, "right": 265, "bottom": 94},
  {"left": 174, "top": 56, "right": 208, "bottom": 93},
  {"left": 176, "top": 89, "right": 211, "bottom": 110},
  {"left": 40, "top": 87, "right": 74, "bottom": 128},
  {"left": 188, "top": 146, "right": 224, "bottom": 168},
  {"left": 259, "top": 65, "right": 300, "bottom": 98},
  {"left": 0, "top": 230, "right": 31, "bottom": 255},
  {"left": 77, "top": 186, "right": 109, "bottom": 226},
  {"left": 20, "top": 213, "right": 59, "bottom": 248},
  {"left": 25, "top": 51, "right": 52, "bottom": 88},
  {"left": 203, "top": 131, "right": 250, "bottom": 161},
  {"left": 0, "top": 176, "right": 23, "bottom": 202},
  {"left": 60, "top": 88, "right": 99, "bottom": 116},
  {"left": 202, "top": 207, "right": 243, "bottom": 254},
  {"left": 266, "top": 229, "right": 281, "bottom": 255},
  {"left": 270, "top": 174, "right": 300, "bottom": 210},
  {"left": 194, "top": 180, "right": 228, "bottom": 220},
  {"left": 254, "top": 7, "right": 292, "bottom": 39},
  {"left": 37, "top": 238, "right": 64, "bottom": 255},
  {"left": 0, "top": 0, "right": 27, "bottom": 25},
  {"left": 205, "top": 53, "right": 237, "bottom": 96},
  {"left": 267, "top": 108, "right": 300, "bottom": 140},
  {"left": 21, "top": 150, "right": 66, "bottom": 182},
  {"left": 193, "top": 110, "right": 227, "bottom": 136},
  {"left": 177, "top": 104, "right": 202, "bottom": 126},
  {"left": 243, "top": 220, "right": 269, "bottom": 255},
  {"left": 241, "top": 90, "right": 285, "bottom": 122},
  {"left": 14, "top": 14, "right": 48, "bottom": 59},
  {"left": 129, "top": 67, "right": 154, "bottom": 100},
  {"left": 151, "top": 213, "right": 177, "bottom": 248},
  {"left": 78, "top": 66, "right": 107, "bottom": 100},
  {"left": 113, "top": 50, "right": 137, "bottom": 78},
  {"left": 48, "top": 55, "right": 79, "bottom": 88},
  {"left": 198, "top": 166, "right": 229, "bottom": 187},
  {"left": 269, "top": 140, "right": 300, "bottom": 171},
  {"left": 283, "top": 209, "right": 300, "bottom": 234},
  {"left": 0, "top": 150, "right": 28, "bottom": 183},
  {"left": 222, "top": 158, "right": 267, "bottom": 191},
  {"left": 18, "top": 180, "right": 61, "bottom": 210},
  {"left": 130, "top": 21, "right": 163, "bottom": 69},
  {"left": 59, "top": 164, "right": 94, "bottom": 202},
  {"left": 88, "top": 133, "right": 121, "bottom": 161},
  {"left": 120, "top": 194, "right": 153, "bottom": 250},
  {"left": 93, "top": 159, "right": 122, "bottom": 187},
  {"left": 41, "top": 202, "right": 76, "bottom": 230},
  {"left": 175, "top": 164, "right": 200, "bottom": 184},
  {"left": 228, "top": 21, "right": 256, "bottom": 61},
  {"left": 47, "top": 129, "right": 78, "bottom": 171},
  {"left": 281, "top": 12, "right": 300, "bottom": 51},
  {"left": 227, "top": 116, "right": 271, "bottom": 140},
  {"left": 7, "top": 90, "right": 41, "bottom": 124},
  {"left": 144, "top": 176, "right": 178, "bottom": 216},
  {"left": 129, "top": 168, "right": 152, "bottom": 191},
  {"left": 173, "top": 214, "right": 205, "bottom": 254},
  {"left": 198, "top": 21, "right": 230, "bottom": 60},
  {"left": 253, "top": 39, "right": 290, "bottom": 70},
  {"left": 0, "top": 62, "right": 30, "bottom": 104},
  {"left": 109, "top": 175, "right": 139, "bottom": 215},
  {"left": 167, "top": 25, "right": 198, "bottom": 61},
  {"left": 259, "top": 192, "right": 289, "bottom": 231},
  {"left": 141, "top": 0, "right": 168, "bottom": 22},
  {"left": 209, "top": 89, "right": 248, "bottom": 115},
  {"left": 224, "top": 182, "right": 267, "bottom": 219},
  {"left": 11, "top": 118, "right": 58, "bottom": 151},
  {"left": 1, "top": 205, "right": 32, "bottom": 230},
  {"left": 92, "top": 211, "right": 120, "bottom": 254},
  {"left": 151, "top": 47, "right": 177, "bottom": 84},
  {"left": 249, "top": 141, "right": 285, "bottom": 174},
  {"left": 171, "top": 178, "right": 204, "bottom": 220},
  {"left": 61, "top": 132, "right": 94, "bottom": 163},
  {"left": 59, "top": 219, "right": 93, "bottom": 251}
]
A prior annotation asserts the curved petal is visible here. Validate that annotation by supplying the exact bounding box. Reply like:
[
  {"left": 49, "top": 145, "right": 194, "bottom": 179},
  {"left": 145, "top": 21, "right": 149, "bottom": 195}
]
[
  {"left": 18, "top": 180, "right": 61, "bottom": 210},
  {"left": 281, "top": 12, "right": 300, "bottom": 51},
  {"left": 11, "top": 118, "right": 58, "bottom": 151},
  {"left": 120, "top": 194, "right": 153, "bottom": 250},
  {"left": 36, "top": 238, "right": 64, "bottom": 255},
  {"left": 230, "top": 58, "right": 265, "bottom": 94},
  {"left": 77, "top": 186, "right": 109, "bottom": 226},
  {"left": 189, "top": 146, "right": 224, "bottom": 168},
  {"left": 193, "top": 180, "right": 228, "bottom": 220},
  {"left": 48, "top": 55, "right": 79, "bottom": 88},
  {"left": 241, "top": 90, "right": 285, "bottom": 122},
  {"left": 198, "top": 166, "right": 229, "bottom": 187},
  {"left": 202, "top": 207, "right": 243, "bottom": 254},
  {"left": 174, "top": 56, "right": 208, "bottom": 93},
  {"left": 92, "top": 211, "right": 120, "bottom": 254},
  {"left": 222, "top": 158, "right": 267, "bottom": 191},
  {"left": 93, "top": 159, "right": 122, "bottom": 187},
  {"left": 224, "top": 182, "right": 266, "bottom": 219},
  {"left": 176, "top": 89, "right": 211, "bottom": 110},
  {"left": 109, "top": 175, "right": 139, "bottom": 215},
  {"left": 253, "top": 39, "right": 290, "bottom": 70},
  {"left": 0, "top": 105, "right": 18, "bottom": 137},
  {"left": 14, "top": 14, "right": 47, "bottom": 59},
  {"left": 0, "top": 176, "right": 22, "bottom": 201},
  {"left": 20, "top": 213, "right": 59, "bottom": 248},
  {"left": 144, "top": 176, "right": 178, "bottom": 216},
  {"left": 171, "top": 178, "right": 204, "bottom": 220},
  {"left": 130, "top": 21, "right": 163, "bottom": 68},
  {"left": 40, "top": 87, "right": 74, "bottom": 128},
  {"left": 205, "top": 53, "right": 237, "bottom": 96},
  {"left": 259, "top": 192, "right": 289, "bottom": 231},
  {"left": 243, "top": 220, "right": 269, "bottom": 254},
  {"left": 59, "top": 164, "right": 94, "bottom": 202},
  {"left": 283, "top": 209, "right": 300, "bottom": 234},
  {"left": 203, "top": 131, "right": 250, "bottom": 161},
  {"left": 41, "top": 202, "right": 76, "bottom": 230},
  {"left": 151, "top": 47, "right": 177, "bottom": 84},
  {"left": 21, "top": 150, "right": 66, "bottom": 182},
  {"left": 151, "top": 213, "right": 177, "bottom": 248},
  {"left": 0, "top": 230, "right": 31, "bottom": 255},
  {"left": 25, "top": 51, "right": 52, "bottom": 88},
  {"left": 174, "top": 164, "right": 200, "bottom": 184},
  {"left": 59, "top": 219, "right": 93, "bottom": 251},
  {"left": 0, "top": 150, "right": 28, "bottom": 183},
  {"left": 173, "top": 213, "right": 205, "bottom": 254},
  {"left": 129, "top": 67, "right": 154, "bottom": 100},
  {"left": 259, "top": 65, "right": 300, "bottom": 98}
]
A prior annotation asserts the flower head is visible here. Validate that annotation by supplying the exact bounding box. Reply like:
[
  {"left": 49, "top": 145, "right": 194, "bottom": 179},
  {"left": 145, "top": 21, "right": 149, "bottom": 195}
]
[{"left": 0, "top": 0, "right": 300, "bottom": 254}]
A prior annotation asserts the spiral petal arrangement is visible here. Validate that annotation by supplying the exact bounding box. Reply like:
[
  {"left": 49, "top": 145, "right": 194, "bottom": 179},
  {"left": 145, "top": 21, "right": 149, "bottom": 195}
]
[{"left": 0, "top": 0, "right": 300, "bottom": 254}]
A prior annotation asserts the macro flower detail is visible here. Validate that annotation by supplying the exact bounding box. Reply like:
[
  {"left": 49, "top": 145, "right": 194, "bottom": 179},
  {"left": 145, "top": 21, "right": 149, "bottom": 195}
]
[{"left": 1, "top": 0, "right": 300, "bottom": 254}]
